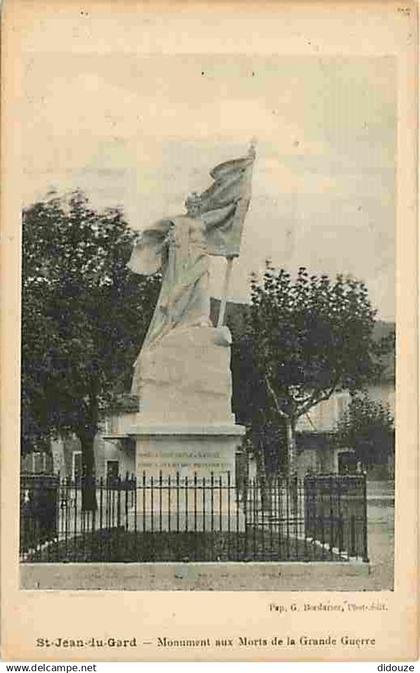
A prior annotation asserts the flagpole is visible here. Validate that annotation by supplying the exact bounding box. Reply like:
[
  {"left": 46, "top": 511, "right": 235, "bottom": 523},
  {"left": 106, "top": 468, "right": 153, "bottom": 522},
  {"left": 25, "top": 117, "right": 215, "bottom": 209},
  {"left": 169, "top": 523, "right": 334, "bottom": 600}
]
[{"left": 217, "top": 256, "right": 234, "bottom": 327}]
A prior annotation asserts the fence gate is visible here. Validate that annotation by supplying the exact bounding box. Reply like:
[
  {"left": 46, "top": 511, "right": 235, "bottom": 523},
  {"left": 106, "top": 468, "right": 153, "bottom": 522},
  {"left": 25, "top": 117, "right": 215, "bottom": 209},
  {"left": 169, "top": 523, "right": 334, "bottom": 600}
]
[
  {"left": 20, "top": 474, "right": 59, "bottom": 553},
  {"left": 304, "top": 474, "right": 368, "bottom": 562}
]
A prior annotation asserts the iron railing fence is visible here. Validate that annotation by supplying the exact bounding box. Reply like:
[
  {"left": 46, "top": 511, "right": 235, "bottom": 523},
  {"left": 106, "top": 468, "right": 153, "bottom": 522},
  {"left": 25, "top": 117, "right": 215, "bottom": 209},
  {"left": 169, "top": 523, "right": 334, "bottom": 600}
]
[
  {"left": 304, "top": 474, "right": 368, "bottom": 561},
  {"left": 20, "top": 473, "right": 59, "bottom": 553},
  {"left": 20, "top": 472, "right": 368, "bottom": 563}
]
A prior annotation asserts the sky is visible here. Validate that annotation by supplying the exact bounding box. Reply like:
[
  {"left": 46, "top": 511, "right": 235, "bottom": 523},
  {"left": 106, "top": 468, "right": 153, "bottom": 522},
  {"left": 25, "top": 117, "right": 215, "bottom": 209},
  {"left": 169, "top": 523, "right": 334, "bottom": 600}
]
[{"left": 22, "top": 54, "right": 396, "bottom": 320}]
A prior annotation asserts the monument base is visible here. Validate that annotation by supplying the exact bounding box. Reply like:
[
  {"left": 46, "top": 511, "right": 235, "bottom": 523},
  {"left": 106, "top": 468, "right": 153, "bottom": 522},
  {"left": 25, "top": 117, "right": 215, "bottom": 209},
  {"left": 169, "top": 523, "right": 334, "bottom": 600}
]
[
  {"left": 128, "top": 424, "right": 246, "bottom": 531},
  {"left": 131, "top": 326, "right": 235, "bottom": 425}
]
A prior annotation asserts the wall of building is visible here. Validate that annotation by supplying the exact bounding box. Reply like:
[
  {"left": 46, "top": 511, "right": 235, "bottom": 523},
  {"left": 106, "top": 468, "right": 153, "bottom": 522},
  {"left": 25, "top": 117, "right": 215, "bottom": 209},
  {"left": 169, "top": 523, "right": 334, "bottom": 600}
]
[
  {"left": 296, "top": 391, "right": 351, "bottom": 434},
  {"left": 21, "top": 452, "right": 54, "bottom": 474},
  {"left": 94, "top": 436, "right": 136, "bottom": 479},
  {"left": 295, "top": 382, "right": 395, "bottom": 435},
  {"left": 51, "top": 434, "right": 136, "bottom": 480}
]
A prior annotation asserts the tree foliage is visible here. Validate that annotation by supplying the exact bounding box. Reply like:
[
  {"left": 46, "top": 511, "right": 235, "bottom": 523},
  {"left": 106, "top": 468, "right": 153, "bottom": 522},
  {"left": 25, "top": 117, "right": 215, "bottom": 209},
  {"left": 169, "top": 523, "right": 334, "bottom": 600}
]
[
  {"left": 231, "top": 264, "right": 392, "bottom": 473},
  {"left": 22, "top": 191, "right": 160, "bottom": 504},
  {"left": 333, "top": 394, "right": 394, "bottom": 468}
]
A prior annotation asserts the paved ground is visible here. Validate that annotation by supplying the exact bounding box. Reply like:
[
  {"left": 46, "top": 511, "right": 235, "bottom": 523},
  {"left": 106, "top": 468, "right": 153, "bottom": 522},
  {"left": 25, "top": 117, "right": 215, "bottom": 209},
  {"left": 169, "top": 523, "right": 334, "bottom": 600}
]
[{"left": 364, "top": 480, "right": 394, "bottom": 590}]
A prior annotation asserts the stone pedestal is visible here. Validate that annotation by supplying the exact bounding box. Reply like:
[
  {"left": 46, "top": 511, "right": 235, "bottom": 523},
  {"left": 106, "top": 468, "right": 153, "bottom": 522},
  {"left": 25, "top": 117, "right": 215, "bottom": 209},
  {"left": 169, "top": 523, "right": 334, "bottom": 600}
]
[
  {"left": 131, "top": 425, "right": 242, "bottom": 477},
  {"left": 132, "top": 326, "right": 235, "bottom": 425},
  {"left": 127, "top": 326, "right": 245, "bottom": 531},
  {"left": 127, "top": 425, "right": 245, "bottom": 531}
]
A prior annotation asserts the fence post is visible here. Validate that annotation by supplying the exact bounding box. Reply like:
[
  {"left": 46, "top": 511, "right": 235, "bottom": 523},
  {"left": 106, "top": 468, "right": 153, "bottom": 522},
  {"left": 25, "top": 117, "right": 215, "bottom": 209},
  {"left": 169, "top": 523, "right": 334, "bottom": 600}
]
[
  {"left": 176, "top": 472, "right": 180, "bottom": 533},
  {"left": 184, "top": 475, "right": 189, "bottom": 534},
  {"left": 362, "top": 473, "right": 369, "bottom": 562},
  {"left": 337, "top": 477, "right": 343, "bottom": 554},
  {"left": 168, "top": 474, "right": 172, "bottom": 533},
  {"left": 285, "top": 475, "right": 290, "bottom": 559},
  {"left": 98, "top": 477, "right": 103, "bottom": 558},
  {"left": 124, "top": 473, "right": 129, "bottom": 532},
  {"left": 202, "top": 476, "right": 206, "bottom": 535},
  {"left": 55, "top": 471, "right": 60, "bottom": 547},
  {"left": 142, "top": 471, "right": 146, "bottom": 534},
  {"left": 150, "top": 475, "right": 154, "bottom": 534},
  {"left": 117, "top": 475, "right": 121, "bottom": 528},
  {"left": 227, "top": 471, "right": 231, "bottom": 559},
  {"left": 252, "top": 478, "right": 257, "bottom": 558},
  {"left": 293, "top": 475, "right": 299, "bottom": 559},
  {"left": 260, "top": 474, "right": 265, "bottom": 560},
  {"left": 133, "top": 474, "right": 138, "bottom": 559},
  {"left": 276, "top": 475, "right": 282, "bottom": 559},
  {"left": 218, "top": 474, "right": 222, "bottom": 533},
  {"left": 74, "top": 475, "right": 78, "bottom": 548},
  {"left": 159, "top": 471, "right": 163, "bottom": 533},
  {"left": 350, "top": 514, "right": 356, "bottom": 557},
  {"left": 210, "top": 472, "right": 214, "bottom": 535},
  {"left": 235, "top": 473, "right": 240, "bottom": 561},
  {"left": 193, "top": 473, "right": 197, "bottom": 560},
  {"left": 329, "top": 475, "right": 334, "bottom": 558},
  {"left": 193, "top": 472, "right": 197, "bottom": 534}
]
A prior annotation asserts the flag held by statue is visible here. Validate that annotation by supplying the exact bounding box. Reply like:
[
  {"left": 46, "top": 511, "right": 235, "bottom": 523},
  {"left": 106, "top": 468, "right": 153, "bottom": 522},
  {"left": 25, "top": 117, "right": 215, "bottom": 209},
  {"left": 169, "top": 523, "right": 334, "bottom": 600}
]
[{"left": 200, "top": 146, "right": 255, "bottom": 258}]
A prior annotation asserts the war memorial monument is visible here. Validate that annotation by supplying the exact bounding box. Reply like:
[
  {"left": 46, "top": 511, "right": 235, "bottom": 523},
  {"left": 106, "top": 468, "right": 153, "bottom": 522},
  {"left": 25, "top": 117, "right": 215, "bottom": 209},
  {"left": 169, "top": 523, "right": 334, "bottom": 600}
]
[{"left": 115, "top": 142, "right": 256, "bottom": 527}]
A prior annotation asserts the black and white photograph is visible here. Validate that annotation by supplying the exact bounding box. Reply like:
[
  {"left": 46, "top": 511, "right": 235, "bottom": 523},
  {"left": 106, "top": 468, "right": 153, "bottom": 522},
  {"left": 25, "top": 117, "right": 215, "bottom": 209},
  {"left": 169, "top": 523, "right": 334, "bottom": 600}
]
[{"left": 19, "top": 51, "right": 396, "bottom": 591}]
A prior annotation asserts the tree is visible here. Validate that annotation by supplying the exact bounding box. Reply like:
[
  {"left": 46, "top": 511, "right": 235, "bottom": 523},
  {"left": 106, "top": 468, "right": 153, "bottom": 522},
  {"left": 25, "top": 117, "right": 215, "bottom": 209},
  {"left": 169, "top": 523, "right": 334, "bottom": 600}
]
[
  {"left": 22, "top": 191, "right": 160, "bottom": 508},
  {"left": 231, "top": 265, "right": 392, "bottom": 475},
  {"left": 333, "top": 394, "right": 395, "bottom": 469}
]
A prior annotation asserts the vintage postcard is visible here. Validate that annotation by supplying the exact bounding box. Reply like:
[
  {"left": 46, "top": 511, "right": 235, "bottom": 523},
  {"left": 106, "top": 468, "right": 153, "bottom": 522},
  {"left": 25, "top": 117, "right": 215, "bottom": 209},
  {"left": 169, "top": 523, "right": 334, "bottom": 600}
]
[{"left": 1, "top": 0, "right": 418, "bottom": 662}]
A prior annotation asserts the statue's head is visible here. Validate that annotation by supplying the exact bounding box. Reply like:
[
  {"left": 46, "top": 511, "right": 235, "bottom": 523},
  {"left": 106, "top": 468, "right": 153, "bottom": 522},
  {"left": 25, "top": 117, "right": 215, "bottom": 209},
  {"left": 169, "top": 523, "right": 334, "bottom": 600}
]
[{"left": 185, "top": 192, "right": 202, "bottom": 216}]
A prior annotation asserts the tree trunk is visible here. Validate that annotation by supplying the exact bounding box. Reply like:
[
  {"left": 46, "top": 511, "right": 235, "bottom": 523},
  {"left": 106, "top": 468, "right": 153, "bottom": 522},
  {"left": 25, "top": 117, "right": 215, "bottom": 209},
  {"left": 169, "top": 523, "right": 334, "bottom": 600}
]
[
  {"left": 255, "top": 440, "right": 270, "bottom": 511},
  {"left": 78, "top": 428, "right": 97, "bottom": 511},
  {"left": 285, "top": 416, "right": 298, "bottom": 515},
  {"left": 254, "top": 439, "right": 266, "bottom": 480},
  {"left": 285, "top": 416, "right": 297, "bottom": 476}
]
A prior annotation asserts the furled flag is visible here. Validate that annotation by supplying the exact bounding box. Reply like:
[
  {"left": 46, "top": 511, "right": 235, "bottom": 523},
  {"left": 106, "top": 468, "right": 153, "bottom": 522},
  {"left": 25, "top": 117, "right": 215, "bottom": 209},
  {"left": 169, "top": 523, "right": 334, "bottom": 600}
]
[{"left": 199, "top": 142, "right": 256, "bottom": 258}]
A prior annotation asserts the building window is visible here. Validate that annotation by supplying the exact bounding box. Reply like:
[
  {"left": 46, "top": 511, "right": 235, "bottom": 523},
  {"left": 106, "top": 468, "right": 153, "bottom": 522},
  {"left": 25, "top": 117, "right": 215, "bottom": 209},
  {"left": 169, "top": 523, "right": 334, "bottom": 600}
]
[
  {"left": 337, "top": 450, "right": 358, "bottom": 474},
  {"left": 72, "top": 451, "right": 82, "bottom": 482},
  {"left": 106, "top": 460, "right": 119, "bottom": 482}
]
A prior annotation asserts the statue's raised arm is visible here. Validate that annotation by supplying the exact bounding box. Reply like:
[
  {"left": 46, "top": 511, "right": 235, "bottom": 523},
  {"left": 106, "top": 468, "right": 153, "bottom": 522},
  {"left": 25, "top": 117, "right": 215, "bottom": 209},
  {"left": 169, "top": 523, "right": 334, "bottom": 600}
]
[{"left": 127, "top": 218, "right": 173, "bottom": 276}]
